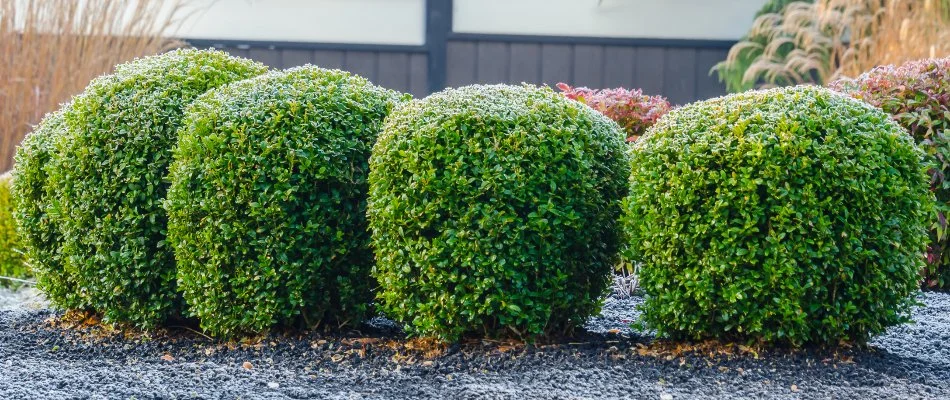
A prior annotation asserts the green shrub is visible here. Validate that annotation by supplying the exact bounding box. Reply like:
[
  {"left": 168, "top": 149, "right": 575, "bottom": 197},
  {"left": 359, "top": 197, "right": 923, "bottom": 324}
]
[
  {"left": 0, "top": 171, "right": 27, "bottom": 286},
  {"left": 829, "top": 57, "right": 950, "bottom": 290},
  {"left": 166, "top": 66, "right": 405, "bottom": 337},
  {"left": 368, "top": 84, "right": 631, "bottom": 341},
  {"left": 13, "top": 110, "right": 88, "bottom": 305},
  {"left": 48, "top": 49, "right": 267, "bottom": 327},
  {"left": 624, "top": 85, "right": 931, "bottom": 345},
  {"left": 12, "top": 111, "right": 86, "bottom": 303}
]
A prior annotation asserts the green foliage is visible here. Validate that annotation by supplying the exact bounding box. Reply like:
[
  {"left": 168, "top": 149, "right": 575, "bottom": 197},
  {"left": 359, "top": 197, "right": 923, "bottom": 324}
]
[
  {"left": 624, "top": 86, "right": 931, "bottom": 345},
  {"left": 0, "top": 172, "right": 27, "bottom": 286},
  {"left": 713, "top": 0, "right": 822, "bottom": 93},
  {"left": 368, "top": 84, "right": 631, "bottom": 341},
  {"left": 166, "top": 66, "right": 405, "bottom": 337},
  {"left": 756, "top": 0, "right": 813, "bottom": 17},
  {"left": 48, "top": 49, "right": 267, "bottom": 327},
  {"left": 12, "top": 111, "right": 82, "bottom": 302},
  {"left": 830, "top": 57, "right": 950, "bottom": 290}
]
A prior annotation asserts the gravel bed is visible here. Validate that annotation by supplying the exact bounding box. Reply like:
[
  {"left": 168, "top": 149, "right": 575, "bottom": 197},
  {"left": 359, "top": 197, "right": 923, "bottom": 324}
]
[{"left": 0, "top": 286, "right": 948, "bottom": 399}]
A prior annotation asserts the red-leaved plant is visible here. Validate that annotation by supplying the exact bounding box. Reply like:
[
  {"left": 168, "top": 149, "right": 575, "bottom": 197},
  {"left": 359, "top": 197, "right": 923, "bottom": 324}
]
[
  {"left": 556, "top": 83, "right": 672, "bottom": 142},
  {"left": 830, "top": 57, "right": 950, "bottom": 290}
]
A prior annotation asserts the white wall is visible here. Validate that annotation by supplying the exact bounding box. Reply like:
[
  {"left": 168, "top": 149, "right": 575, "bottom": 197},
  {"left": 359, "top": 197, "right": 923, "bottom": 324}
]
[
  {"left": 453, "top": 0, "right": 768, "bottom": 41},
  {"left": 176, "top": 0, "right": 426, "bottom": 45},
  {"left": 4, "top": 0, "right": 765, "bottom": 44}
]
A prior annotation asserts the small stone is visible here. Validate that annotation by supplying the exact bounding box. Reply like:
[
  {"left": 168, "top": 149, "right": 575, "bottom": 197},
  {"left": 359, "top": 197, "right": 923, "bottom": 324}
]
[
  {"left": 242, "top": 361, "right": 253, "bottom": 370},
  {"left": 660, "top": 393, "right": 673, "bottom": 400},
  {"left": 267, "top": 382, "right": 279, "bottom": 389},
  {"left": 791, "top": 384, "right": 800, "bottom": 392},
  {"left": 160, "top": 354, "right": 174, "bottom": 362}
]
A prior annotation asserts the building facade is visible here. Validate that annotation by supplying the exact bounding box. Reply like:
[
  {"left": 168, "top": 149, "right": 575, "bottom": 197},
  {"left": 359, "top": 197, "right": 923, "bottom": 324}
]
[{"left": 182, "top": 0, "right": 766, "bottom": 103}]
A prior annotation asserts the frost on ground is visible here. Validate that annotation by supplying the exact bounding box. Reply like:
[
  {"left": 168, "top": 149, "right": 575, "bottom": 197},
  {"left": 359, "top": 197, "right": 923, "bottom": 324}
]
[{"left": 0, "top": 285, "right": 47, "bottom": 311}]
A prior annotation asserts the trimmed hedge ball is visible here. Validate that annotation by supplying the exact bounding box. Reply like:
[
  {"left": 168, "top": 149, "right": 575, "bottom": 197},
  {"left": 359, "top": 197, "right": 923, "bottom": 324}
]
[
  {"left": 624, "top": 85, "right": 931, "bottom": 345},
  {"left": 368, "top": 84, "right": 631, "bottom": 341},
  {"left": 0, "top": 171, "right": 26, "bottom": 286},
  {"left": 830, "top": 57, "right": 950, "bottom": 290},
  {"left": 12, "top": 111, "right": 78, "bottom": 299},
  {"left": 49, "top": 49, "right": 267, "bottom": 327},
  {"left": 166, "top": 66, "right": 406, "bottom": 337}
]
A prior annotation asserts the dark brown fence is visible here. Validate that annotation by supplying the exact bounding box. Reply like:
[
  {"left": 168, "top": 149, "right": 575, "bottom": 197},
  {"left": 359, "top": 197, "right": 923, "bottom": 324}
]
[
  {"left": 186, "top": 41, "right": 430, "bottom": 98},
  {"left": 443, "top": 35, "right": 730, "bottom": 105}
]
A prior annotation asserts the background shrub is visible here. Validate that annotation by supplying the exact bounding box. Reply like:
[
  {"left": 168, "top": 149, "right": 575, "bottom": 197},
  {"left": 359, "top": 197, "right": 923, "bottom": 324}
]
[
  {"left": 556, "top": 83, "right": 671, "bottom": 142},
  {"left": 166, "top": 66, "right": 405, "bottom": 337},
  {"left": 0, "top": 171, "right": 26, "bottom": 286},
  {"left": 713, "top": 0, "right": 950, "bottom": 93},
  {"left": 755, "top": 0, "right": 814, "bottom": 16},
  {"left": 49, "top": 49, "right": 267, "bottom": 327},
  {"left": 830, "top": 57, "right": 950, "bottom": 290},
  {"left": 624, "top": 86, "right": 930, "bottom": 345},
  {"left": 369, "top": 84, "right": 631, "bottom": 341}
]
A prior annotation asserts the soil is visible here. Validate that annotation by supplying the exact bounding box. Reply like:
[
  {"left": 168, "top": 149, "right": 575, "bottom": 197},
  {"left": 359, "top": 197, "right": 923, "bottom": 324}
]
[{"left": 0, "top": 287, "right": 948, "bottom": 399}]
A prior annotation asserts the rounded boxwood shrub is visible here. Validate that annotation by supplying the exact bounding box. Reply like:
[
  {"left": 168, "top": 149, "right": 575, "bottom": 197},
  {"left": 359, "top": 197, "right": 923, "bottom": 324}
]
[
  {"left": 11, "top": 111, "right": 80, "bottom": 300},
  {"left": 829, "top": 57, "right": 950, "bottom": 290},
  {"left": 368, "top": 84, "right": 631, "bottom": 341},
  {"left": 49, "top": 49, "right": 267, "bottom": 327},
  {"left": 166, "top": 66, "right": 406, "bottom": 337},
  {"left": 0, "top": 171, "right": 26, "bottom": 286},
  {"left": 624, "top": 85, "right": 931, "bottom": 345}
]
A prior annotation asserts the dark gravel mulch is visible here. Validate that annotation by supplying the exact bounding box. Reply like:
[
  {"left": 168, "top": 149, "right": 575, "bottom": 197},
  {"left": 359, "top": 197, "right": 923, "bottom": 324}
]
[{"left": 0, "top": 292, "right": 948, "bottom": 399}]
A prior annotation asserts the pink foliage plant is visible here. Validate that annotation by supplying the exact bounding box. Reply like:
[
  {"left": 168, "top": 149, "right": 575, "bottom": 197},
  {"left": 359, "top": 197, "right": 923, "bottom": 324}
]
[{"left": 557, "top": 83, "right": 672, "bottom": 142}]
